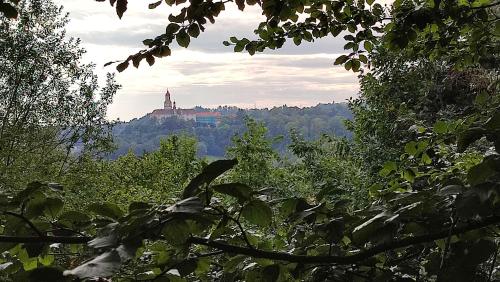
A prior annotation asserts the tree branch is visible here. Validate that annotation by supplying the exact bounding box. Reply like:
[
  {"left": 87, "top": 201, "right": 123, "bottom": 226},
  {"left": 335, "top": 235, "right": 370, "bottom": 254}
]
[
  {"left": 0, "top": 235, "right": 90, "bottom": 244},
  {"left": 187, "top": 215, "right": 500, "bottom": 265},
  {"left": 2, "top": 211, "right": 45, "bottom": 238}
]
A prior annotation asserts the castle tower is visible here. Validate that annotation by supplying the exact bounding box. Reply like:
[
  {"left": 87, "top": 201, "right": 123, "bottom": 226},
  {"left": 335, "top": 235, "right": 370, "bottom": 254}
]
[{"left": 164, "top": 89, "right": 172, "bottom": 109}]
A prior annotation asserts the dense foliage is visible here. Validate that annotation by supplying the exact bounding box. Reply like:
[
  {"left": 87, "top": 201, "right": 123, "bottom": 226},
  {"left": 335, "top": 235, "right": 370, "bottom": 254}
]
[
  {"left": 0, "top": 0, "right": 499, "bottom": 281},
  {"left": 110, "top": 103, "right": 352, "bottom": 158},
  {"left": 0, "top": 0, "right": 118, "bottom": 191}
]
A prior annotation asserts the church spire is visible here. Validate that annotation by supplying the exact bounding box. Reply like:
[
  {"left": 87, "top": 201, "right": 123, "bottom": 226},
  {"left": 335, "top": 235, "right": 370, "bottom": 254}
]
[{"left": 164, "top": 89, "right": 172, "bottom": 109}]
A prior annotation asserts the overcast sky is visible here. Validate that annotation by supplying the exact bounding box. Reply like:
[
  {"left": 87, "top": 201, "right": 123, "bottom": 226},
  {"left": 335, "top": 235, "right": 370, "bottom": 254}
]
[{"left": 53, "top": 1, "right": 359, "bottom": 121}]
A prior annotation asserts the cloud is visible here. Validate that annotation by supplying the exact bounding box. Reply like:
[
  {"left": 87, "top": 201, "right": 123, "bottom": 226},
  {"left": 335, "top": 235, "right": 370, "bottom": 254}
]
[{"left": 53, "top": 0, "right": 359, "bottom": 121}]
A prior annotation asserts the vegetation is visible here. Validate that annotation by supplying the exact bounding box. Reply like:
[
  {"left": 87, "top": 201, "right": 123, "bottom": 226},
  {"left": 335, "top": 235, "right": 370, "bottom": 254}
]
[
  {"left": 0, "top": 0, "right": 499, "bottom": 281},
  {"left": 110, "top": 103, "right": 352, "bottom": 158}
]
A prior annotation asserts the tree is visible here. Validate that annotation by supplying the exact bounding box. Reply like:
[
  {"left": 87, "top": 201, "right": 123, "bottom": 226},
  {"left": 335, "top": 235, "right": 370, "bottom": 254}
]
[
  {"left": 0, "top": 0, "right": 119, "bottom": 190},
  {"left": 0, "top": 0, "right": 499, "bottom": 280},
  {"left": 226, "top": 118, "right": 281, "bottom": 188},
  {"left": 88, "top": 0, "right": 498, "bottom": 73}
]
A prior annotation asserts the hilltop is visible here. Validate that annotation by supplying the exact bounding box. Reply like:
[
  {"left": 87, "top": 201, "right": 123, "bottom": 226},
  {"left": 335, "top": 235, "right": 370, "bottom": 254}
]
[{"left": 109, "top": 102, "right": 353, "bottom": 158}]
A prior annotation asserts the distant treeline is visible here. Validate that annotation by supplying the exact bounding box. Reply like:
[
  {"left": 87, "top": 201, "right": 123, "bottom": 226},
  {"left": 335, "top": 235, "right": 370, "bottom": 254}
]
[{"left": 108, "top": 103, "right": 353, "bottom": 158}]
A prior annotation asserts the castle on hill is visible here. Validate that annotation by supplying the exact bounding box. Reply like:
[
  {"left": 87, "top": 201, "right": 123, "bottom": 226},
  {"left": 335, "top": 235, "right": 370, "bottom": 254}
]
[{"left": 149, "top": 90, "right": 221, "bottom": 127}]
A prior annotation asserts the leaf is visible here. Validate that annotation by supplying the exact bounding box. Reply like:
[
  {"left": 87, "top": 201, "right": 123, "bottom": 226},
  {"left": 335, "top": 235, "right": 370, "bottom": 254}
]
[
  {"left": 155, "top": 45, "right": 171, "bottom": 58},
  {"left": 88, "top": 203, "right": 124, "bottom": 220},
  {"left": 182, "top": 159, "right": 237, "bottom": 199},
  {"left": 162, "top": 219, "right": 191, "bottom": 245},
  {"left": 166, "top": 23, "right": 180, "bottom": 34},
  {"left": 63, "top": 250, "right": 122, "bottom": 279},
  {"left": 484, "top": 110, "right": 500, "bottom": 131},
  {"left": 457, "top": 127, "right": 487, "bottom": 152},
  {"left": 168, "top": 197, "right": 203, "bottom": 214},
  {"left": 146, "top": 54, "right": 155, "bottom": 66},
  {"left": 352, "top": 59, "right": 361, "bottom": 72},
  {"left": 188, "top": 24, "right": 200, "bottom": 38},
  {"left": 433, "top": 120, "right": 448, "bottom": 134},
  {"left": 364, "top": 40, "right": 374, "bottom": 52},
  {"left": 234, "top": 43, "right": 245, "bottom": 52},
  {"left": 142, "top": 39, "right": 154, "bottom": 46},
  {"left": 176, "top": 29, "right": 190, "bottom": 48},
  {"left": 404, "top": 141, "right": 418, "bottom": 156},
  {"left": 467, "top": 155, "right": 500, "bottom": 185},
  {"left": 38, "top": 255, "right": 55, "bottom": 266},
  {"left": 0, "top": 3, "right": 18, "bottom": 18},
  {"left": 379, "top": 161, "right": 397, "bottom": 176},
  {"left": 44, "top": 198, "right": 64, "bottom": 218},
  {"left": 58, "top": 211, "right": 91, "bottom": 229},
  {"left": 115, "top": 0, "right": 128, "bottom": 19},
  {"left": 149, "top": 1, "right": 162, "bottom": 9},
  {"left": 334, "top": 55, "right": 348, "bottom": 65},
  {"left": 212, "top": 183, "right": 253, "bottom": 203},
  {"left": 421, "top": 153, "right": 432, "bottom": 165},
  {"left": 438, "top": 185, "right": 464, "bottom": 196},
  {"left": 241, "top": 200, "right": 273, "bottom": 227},
  {"left": 116, "top": 61, "right": 129, "bottom": 72},
  {"left": 352, "top": 212, "right": 390, "bottom": 244}
]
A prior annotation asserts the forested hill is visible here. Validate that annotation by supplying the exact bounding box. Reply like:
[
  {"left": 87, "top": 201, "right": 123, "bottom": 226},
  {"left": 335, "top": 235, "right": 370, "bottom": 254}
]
[{"left": 109, "top": 103, "right": 352, "bottom": 158}]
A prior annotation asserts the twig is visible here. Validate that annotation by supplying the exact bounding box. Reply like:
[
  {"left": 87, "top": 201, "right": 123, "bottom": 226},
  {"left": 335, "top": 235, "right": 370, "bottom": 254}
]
[{"left": 187, "top": 215, "right": 500, "bottom": 265}]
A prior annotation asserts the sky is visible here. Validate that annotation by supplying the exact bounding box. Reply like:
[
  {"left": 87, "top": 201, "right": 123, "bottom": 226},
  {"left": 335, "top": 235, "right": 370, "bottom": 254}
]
[{"left": 54, "top": 1, "right": 359, "bottom": 121}]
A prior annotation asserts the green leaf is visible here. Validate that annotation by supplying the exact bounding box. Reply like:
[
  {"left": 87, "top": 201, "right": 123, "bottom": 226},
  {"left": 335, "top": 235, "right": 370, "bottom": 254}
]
[
  {"left": 38, "top": 255, "right": 55, "bottom": 266},
  {"left": 404, "top": 141, "right": 418, "bottom": 156},
  {"left": 433, "top": 120, "right": 448, "bottom": 134},
  {"left": 166, "top": 23, "right": 181, "bottom": 34},
  {"left": 379, "top": 161, "right": 397, "bottom": 176},
  {"left": 334, "top": 55, "right": 348, "bottom": 65},
  {"left": 457, "top": 127, "right": 487, "bottom": 152},
  {"left": 421, "top": 153, "right": 432, "bottom": 165},
  {"left": 88, "top": 203, "right": 124, "bottom": 220},
  {"left": 467, "top": 155, "right": 500, "bottom": 185},
  {"left": 43, "top": 198, "right": 64, "bottom": 218},
  {"left": 234, "top": 43, "right": 245, "bottom": 52},
  {"left": 182, "top": 159, "right": 237, "bottom": 199},
  {"left": 58, "top": 211, "right": 91, "bottom": 228},
  {"left": 188, "top": 24, "right": 200, "bottom": 38},
  {"left": 176, "top": 30, "right": 190, "bottom": 48},
  {"left": 241, "top": 200, "right": 273, "bottom": 227},
  {"left": 162, "top": 219, "right": 191, "bottom": 245},
  {"left": 212, "top": 183, "right": 253, "bottom": 203}
]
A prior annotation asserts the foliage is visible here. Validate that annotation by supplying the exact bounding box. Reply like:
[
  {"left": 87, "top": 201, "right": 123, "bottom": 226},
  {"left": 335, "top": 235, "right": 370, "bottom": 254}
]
[
  {"left": 61, "top": 135, "right": 203, "bottom": 209},
  {"left": 111, "top": 103, "right": 352, "bottom": 159},
  {"left": 0, "top": 0, "right": 119, "bottom": 191},
  {"left": 88, "top": 0, "right": 498, "bottom": 73},
  {"left": 0, "top": 0, "right": 499, "bottom": 280}
]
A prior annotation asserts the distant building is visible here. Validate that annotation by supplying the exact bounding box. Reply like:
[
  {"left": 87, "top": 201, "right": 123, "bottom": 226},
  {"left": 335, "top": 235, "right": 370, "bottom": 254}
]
[
  {"left": 196, "top": 112, "right": 221, "bottom": 128},
  {"left": 149, "top": 90, "right": 220, "bottom": 127}
]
